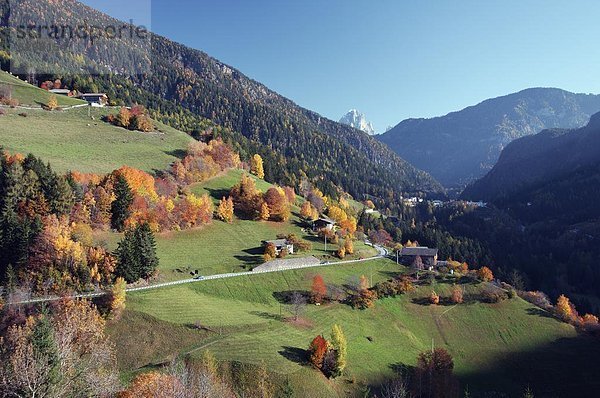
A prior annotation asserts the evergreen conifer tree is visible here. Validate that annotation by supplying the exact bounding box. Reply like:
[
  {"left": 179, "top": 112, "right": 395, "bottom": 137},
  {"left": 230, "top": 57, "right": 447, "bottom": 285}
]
[{"left": 111, "top": 174, "right": 133, "bottom": 231}]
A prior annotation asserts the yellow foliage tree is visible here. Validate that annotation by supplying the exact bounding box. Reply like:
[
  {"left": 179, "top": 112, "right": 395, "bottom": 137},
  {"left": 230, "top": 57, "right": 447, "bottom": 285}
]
[
  {"left": 109, "top": 277, "right": 127, "bottom": 318},
  {"left": 337, "top": 245, "right": 346, "bottom": 259},
  {"left": 47, "top": 94, "right": 58, "bottom": 110},
  {"left": 556, "top": 294, "right": 573, "bottom": 321},
  {"left": 344, "top": 238, "right": 354, "bottom": 255},
  {"left": 327, "top": 205, "right": 348, "bottom": 223},
  {"left": 217, "top": 196, "right": 234, "bottom": 223},
  {"left": 260, "top": 201, "right": 270, "bottom": 221},
  {"left": 251, "top": 154, "right": 265, "bottom": 179},
  {"left": 300, "top": 201, "right": 317, "bottom": 220}
]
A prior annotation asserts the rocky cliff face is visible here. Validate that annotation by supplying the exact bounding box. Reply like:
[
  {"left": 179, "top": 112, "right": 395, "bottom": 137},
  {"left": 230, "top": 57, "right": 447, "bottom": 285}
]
[{"left": 339, "top": 109, "right": 376, "bottom": 135}]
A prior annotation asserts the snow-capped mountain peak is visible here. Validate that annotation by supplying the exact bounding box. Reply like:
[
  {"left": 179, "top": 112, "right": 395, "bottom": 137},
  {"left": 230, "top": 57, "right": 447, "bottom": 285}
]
[{"left": 339, "top": 109, "right": 376, "bottom": 135}]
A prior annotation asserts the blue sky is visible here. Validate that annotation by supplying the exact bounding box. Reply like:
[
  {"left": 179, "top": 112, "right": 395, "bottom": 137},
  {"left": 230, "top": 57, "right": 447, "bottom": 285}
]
[{"left": 82, "top": 0, "right": 600, "bottom": 132}]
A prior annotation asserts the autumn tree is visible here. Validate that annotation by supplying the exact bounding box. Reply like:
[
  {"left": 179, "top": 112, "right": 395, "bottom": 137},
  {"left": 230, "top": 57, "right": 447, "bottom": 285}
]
[
  {"left": 217, "top": 196, "right": 234, "bottom": 223},
  {"left": 175, "top": 194, "right": 214, "bottom": 228},
  {"left": 0, "top": 300, "right": 119, "bottom": 397},
  {"left": 555, "top": 294, "right": 573, "bottom": 322},
  {"left": 330, "top": 324, "right": 347, "bottom": 377},
  {"left": 119, "top": 371, "right": 183, "bottom": 398},
  {"left": 230, "top": 174, "right": 262, "bottom": 219},
  {"left": 430, "top": 291, "right": 440, "bottom": 305},
  {"left": 109, "top": 277, "right": 127, "bottom": 318},
  {"left": 111, "top": 174, "right": 133, "bottom": 231},
  {"left": 260, "top": 202, "right": 270, "bottom": 221},
  {"left": 263, "top": 242, "right": 277, "bottom": 262},
  {"left": 477, "top": 266, "right": 494, "bottom": 282},
  {"left": 264, "top": 187, "right": 290, "bottom": 222},
  {"left": 414, "top": 348, "right": 457, "bottom": 398},
  {"left": 306, "top": 188, "right": 326, "bottom": 213},
  {"left": 251, "top": 154, "right": 265, "bottom": 179},
  {"left": 308, "top": 335, "right": 329, "bottom": 370},
  {"left": 311, "top": 274, "right": 327, "bottom": 304},
  {"left": 300, "top": 201, "right": 318, "bottom": 221},
  {"left": 336, "top": 245, "right": 346, "bottom": 259},
  {"left": 451, "top": 285, "right": 464, "bottom": 304},
  {"left": 344, "top": 238, "right": 354, "bottom": 255},
  {"left": 115, "top": 107, "right": 131, "bottom": 128},
  {"left": 327, "top": 205, "right": 348, "bottom": 224},
  {"left": 46, "top": 95, "right": 58, "bottom": 110},
  {"left": 349, "top": 276, "right": 377, "bottom": 309}
]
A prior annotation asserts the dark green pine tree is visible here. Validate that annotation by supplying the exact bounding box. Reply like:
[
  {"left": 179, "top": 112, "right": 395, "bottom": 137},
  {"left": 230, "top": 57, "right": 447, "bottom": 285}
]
[
  {"left": 0, "top": 204, "right": 41, "bottom": 280},
  {"left": 134, "top": 223, "right": 159, "bottom": 279},
  {"left": 115, "top": 229, "right": 140, "bottom": 283},
  {"left": 111, "top": 174, "right": 133, "bottom": 232},
  {"left": 45, "top": 174, "right": 74, "bottom": 215},
  {"left": 115, "top": 223, "right": 159, "bottom": 282}
]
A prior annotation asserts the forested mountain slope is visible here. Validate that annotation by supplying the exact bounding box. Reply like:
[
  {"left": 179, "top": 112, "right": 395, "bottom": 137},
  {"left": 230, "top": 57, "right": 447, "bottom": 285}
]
[
  {"left": 378, "top": 88, "right": 600, "bottom": 187},
  {"left": 0, "top": 0, "right": 442, "bottom": 203},
  {"left": 462, "top": 112, "right": 600, "bottom": 203}
]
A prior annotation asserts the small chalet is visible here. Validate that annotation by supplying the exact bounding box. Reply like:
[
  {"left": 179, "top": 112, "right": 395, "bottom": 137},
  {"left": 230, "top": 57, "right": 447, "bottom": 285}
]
[
  {"left": 400, "top": 247, "right": 438, "bottom": 269},
  {"left": 262, "top": 239, "right": 294, "bottom": 255},
  {"left": 312, "top": 217, "right": 335, "bottom": 232},
  {"left": 79, "top": 93, "right": 108, "bottom": 107}
]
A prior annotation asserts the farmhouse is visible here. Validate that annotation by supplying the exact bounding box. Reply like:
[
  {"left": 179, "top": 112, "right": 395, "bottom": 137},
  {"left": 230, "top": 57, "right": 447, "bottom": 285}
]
[
  {"left": 400, "top": 246, "right": 438, "bottom": 269},
  {"left": 79, "top": 93, "right": 108, "bottom": 107},
  {"left": 312, "top": 217, "right": 336, "bottom": 232},
  {"left": 262, "top": 239, "right": 294, "bottom": 255}
]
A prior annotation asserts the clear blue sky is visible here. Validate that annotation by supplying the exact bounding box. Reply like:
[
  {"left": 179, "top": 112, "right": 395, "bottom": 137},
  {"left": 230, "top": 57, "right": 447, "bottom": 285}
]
[{"left": 82, "top": 0, "right": 600, "bottom": 132}]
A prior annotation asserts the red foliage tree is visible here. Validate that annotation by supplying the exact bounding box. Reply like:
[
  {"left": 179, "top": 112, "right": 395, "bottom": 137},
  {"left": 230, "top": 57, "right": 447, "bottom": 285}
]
[
  {"left": 308, "top": 335, "right": 329, "bottom": 369},
  {"left": 311, "top": 275, "right": 327, "bottom": 304}
]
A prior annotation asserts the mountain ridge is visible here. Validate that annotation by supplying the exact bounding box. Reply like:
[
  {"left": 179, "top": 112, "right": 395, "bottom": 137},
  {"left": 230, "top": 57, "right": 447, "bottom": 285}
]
[
  {"left": 461, "top": 110, "right": 600, "bottom": 202},
  {"left": 378, "top": 87, "right": 600, "bottom": 187},
  {"left": 0, "top": 0, "right": 443, "bottom": 201}
]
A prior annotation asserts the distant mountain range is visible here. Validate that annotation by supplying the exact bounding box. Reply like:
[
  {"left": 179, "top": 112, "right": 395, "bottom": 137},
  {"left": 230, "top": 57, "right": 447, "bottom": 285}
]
[
  {"left": 339, "top": 109, "right": 376, "bottom": 135},
  {"left": 462, "top": 111, "right": 600, "bottom": 207},
  {"left": 0, "top": 0, "right": 442, "bottom": 201},
  {"left": 378, "top": 88, "right": 600, "bottom": 187}
]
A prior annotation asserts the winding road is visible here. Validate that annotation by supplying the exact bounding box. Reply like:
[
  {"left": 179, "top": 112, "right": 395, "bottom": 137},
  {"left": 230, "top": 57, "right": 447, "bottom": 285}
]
[{"left": 6, "top": 244, "right": 389, "bottom": 305}]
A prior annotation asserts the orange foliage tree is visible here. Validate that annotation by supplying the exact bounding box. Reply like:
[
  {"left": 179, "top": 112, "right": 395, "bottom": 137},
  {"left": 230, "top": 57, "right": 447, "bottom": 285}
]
[
  {"left": 477, "top": 266, "right": 494, "bottom": 282},
  {"left": 311, "top": 274, "right": 327, "bottom": 304},
  {"left": 308, "top": 335, "right": 329, "bottom": 370},
  {"left": 264, "top": 187, "right": 291, "bottom": 222},
  {"left": 451, "top": 285, "right": 464, "bottom": 304}
]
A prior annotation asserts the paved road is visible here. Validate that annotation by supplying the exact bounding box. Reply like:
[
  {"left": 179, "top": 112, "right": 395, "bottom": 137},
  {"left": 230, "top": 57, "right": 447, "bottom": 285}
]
[{"left": 6, "top": 245, "right": 389, "bottom": 305}]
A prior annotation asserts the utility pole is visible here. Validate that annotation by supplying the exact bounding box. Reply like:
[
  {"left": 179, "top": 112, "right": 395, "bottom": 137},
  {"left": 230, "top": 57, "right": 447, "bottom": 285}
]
[
  {"left": 324, "top": 234, "right": 327, "bottom": 252},
  {"left": 396, "top": 249, "right": 399, "bottom": 265}
]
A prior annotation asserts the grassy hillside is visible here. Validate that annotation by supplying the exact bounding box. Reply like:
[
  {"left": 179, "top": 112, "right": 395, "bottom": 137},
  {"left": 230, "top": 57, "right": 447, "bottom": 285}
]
[
  {"left": 110, "top": 258, "right": 600, "bottom": 397},
  {"left": 96, "top": 169, "right": 378, "bottom": 281},
  {"left": 0, "top": 71, "right": 84, "bottom": 107},
  {"left": 0, "top": 106, "right": 192, "bottom": 174}
]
